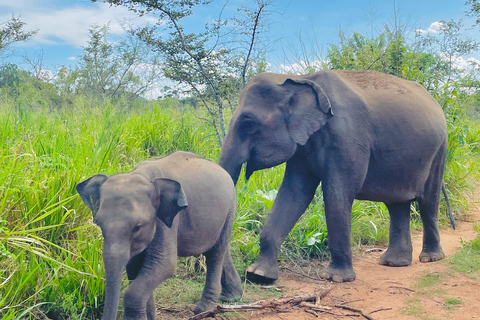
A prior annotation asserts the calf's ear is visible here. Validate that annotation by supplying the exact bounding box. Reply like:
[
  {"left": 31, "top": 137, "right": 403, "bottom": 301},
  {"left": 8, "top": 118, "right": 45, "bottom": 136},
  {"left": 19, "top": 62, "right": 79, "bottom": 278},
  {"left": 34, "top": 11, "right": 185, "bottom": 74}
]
[
  {"left": 154, "top": 178, "right": 188, "bottom": 228},
  {"left": 76, "top": 174, "right": 108, "bottom": 217}
]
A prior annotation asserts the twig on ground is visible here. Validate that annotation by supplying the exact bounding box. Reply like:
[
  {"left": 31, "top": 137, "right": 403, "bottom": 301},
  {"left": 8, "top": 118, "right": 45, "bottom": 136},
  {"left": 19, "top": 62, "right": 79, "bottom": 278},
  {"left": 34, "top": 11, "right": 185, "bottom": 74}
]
[
  {"left": 336, "top": 305, "right": 375, "bottom": 320},
  {"left": 363, "top": 248, "right": 385, "bottom": 255},
  {"left": 305, "top": 308, "right": 318, "bottom": 317},
  {"left": 190, "top": 290, "right": 378, "bottom": 320},
  {"left": 300, "top": 303, "right": 343, "bottom": 316},
  {"left": 369, "top": 307, "right": 392, "bottom": 314},
  {"left": 377, "top": 280, "right": 402, "bottom": 286},
  {"left": 388, "top": 286, "right": 415, "bottom": 292},
  {"left": 315, "top": 287, "right": 333, "bottom": 304},
  {"left": 190, "top": 294, "right": 318, "bottom": 319},
  {"left": 260, "top": 285, "right": 284, "bottom": 291},
  {"left": 339, "top": 299, "right": 364, "bottom": 305}
]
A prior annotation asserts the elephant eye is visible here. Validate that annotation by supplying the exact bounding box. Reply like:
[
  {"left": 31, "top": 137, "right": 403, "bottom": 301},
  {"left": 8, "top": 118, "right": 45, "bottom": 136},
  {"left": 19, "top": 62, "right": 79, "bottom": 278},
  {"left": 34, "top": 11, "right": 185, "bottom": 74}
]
[
  {"left": 240, "top": 114, "right": 258, "bottom": 135},
  {"left": 132, "top": 223, "right": 142, "bottom": 234}
]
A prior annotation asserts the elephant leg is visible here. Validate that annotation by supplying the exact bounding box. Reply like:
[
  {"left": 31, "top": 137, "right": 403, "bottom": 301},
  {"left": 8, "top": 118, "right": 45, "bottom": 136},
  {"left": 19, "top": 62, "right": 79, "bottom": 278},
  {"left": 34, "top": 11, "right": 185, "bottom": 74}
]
[
  {"left": 418, "top": 149, "right": 446, "bottom": 263},
  {"left": 196, "top": 202, "right": 241, "bottom": 313},
  {"left": 194, "top": 247, "right": 226, "bottom": 314},
  {"left": 380, "top": 202, "right": 413, "bottom": 267},
  {"left": 247, "top": 155, "right": 320, "bottom": 283},
  {"left": 220, "top": 248, "right": 243, "bottom": 301},
  {"left": 145, "top": 296, "right": 155, "bottom": 320},
  {"left": 320, "top": 185, "right": 356, "bottom": 283},
  {"left": 123, "top": 224, "right": 177, "bottom": 320},
  {"left": 418, "top": 197, "right": 445, "bottom": 262},
  {"left": 125, "top": 252, "right": 155, "bottom": 320}
]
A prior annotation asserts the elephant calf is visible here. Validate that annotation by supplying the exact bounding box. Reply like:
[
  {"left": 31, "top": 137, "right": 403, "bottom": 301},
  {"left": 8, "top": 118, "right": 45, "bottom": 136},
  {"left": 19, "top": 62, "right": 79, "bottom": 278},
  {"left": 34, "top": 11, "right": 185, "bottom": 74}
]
[{"left": 76, "top": 151, "right": 243, "bottom": 320}]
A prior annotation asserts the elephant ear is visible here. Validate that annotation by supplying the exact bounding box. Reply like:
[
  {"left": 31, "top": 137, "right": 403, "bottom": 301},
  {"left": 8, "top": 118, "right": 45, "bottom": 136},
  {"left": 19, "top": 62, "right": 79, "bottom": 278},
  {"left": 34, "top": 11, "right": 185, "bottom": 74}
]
[
  {"left": 76, "top": 174, "right": 108, "bottom": 217},
  {"left": 282, "top": 78, "right": 333, "bottom": 145},
  {"left": 154, "top": 178, "right": 188, "bottom": 228}
]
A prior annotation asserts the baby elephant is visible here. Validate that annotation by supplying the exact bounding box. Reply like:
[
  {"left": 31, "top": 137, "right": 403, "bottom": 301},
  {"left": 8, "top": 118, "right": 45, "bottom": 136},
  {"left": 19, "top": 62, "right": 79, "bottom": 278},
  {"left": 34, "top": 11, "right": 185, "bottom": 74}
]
[{"left": 76, "top": 151, "right": 243, "bottom": 320}]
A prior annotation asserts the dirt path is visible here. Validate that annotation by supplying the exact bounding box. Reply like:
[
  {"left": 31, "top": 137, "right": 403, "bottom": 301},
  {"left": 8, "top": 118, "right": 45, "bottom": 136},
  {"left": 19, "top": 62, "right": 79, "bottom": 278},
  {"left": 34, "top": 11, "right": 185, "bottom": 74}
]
[{"left": 240, "top": 190, "right": 480, "bottom": 320}]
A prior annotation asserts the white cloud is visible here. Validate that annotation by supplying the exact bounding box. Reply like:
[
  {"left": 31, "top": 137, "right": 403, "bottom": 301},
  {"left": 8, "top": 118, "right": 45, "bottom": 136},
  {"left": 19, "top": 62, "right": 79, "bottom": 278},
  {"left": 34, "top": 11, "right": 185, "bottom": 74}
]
[
  {"left": 417, "top": 21, "right": 442, "bottom": 35},
  {"left": 0, "top": 1, "right": 159, "bottom": 48},
  {"left": 67, "top": 56, "right": 76, "bottom": 60},
  {"left": 452, "top": 56, "right": 480, "bottom": 70}
]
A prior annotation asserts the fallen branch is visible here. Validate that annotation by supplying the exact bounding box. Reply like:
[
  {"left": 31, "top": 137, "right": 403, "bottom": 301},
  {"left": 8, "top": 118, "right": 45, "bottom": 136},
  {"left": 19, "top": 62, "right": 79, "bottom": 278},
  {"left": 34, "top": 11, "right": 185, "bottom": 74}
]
[
  {"left": 190, "top": 289, "right": 377, "bottom": 320},
  {"left": 388, "top": 286, "right": 415, "bottom": 292},
  {"left": 369, "top": 307, "right": 392, "bottom": 314},
  {"left": 305, "top": 309, "right": 318, "bottom": 317},
  {"left": 300, "top": 303, "right": 344, "bottom": 317},
  {"left": 336, "top": 305, "right": 375, "bottom": 320},
  {"left": 190, "top": 294, "right": 317, "bottom": 319},
  {"left": 339, "top": 298, "right": 364, "bottom": 305}
]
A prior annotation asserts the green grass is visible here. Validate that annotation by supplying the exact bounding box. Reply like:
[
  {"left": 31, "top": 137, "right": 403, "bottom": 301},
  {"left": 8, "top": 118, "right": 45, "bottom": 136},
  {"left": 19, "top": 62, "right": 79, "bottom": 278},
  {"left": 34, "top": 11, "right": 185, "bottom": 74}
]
[
  {"left": 415, "top": 273, "right": 442, "bottom": 288},
  {"left": 449, "top": 224, "right": 480, "bottom": 277},
  {"left": 444, "top": 298, "right": 463, "bottom": 309},
  {"left": 1, "top": 90, "right": 479, "bottom": 319},
  {"left": 400, "top": 298, "right": 423, "bottom": 316}
]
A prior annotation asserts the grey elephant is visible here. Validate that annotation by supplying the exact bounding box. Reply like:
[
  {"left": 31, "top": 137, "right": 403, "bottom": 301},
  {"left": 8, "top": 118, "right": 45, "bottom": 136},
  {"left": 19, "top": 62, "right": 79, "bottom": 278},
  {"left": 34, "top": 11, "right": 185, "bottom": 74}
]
[
  {"left": 219, "top": 70, "right": 453, "bottom": 283},
  {"left": 76, "top": 151, "right": 243, "bottom": 320}
]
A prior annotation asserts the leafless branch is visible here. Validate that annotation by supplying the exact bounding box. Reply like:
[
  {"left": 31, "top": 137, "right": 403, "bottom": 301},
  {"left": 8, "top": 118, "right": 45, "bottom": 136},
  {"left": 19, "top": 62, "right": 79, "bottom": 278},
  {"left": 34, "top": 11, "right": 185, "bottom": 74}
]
[{"left": 241, "top": 1, "right": 266, "bottom": 87}]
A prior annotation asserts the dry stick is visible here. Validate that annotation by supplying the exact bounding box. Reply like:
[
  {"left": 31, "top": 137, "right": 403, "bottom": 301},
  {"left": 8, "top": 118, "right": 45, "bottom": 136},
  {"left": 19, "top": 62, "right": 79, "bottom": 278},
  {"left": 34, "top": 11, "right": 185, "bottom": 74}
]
[
  {"left": 305, "top": 309, "right": 318, "bottom": 317},
  {"left": 190, "top": 294, "right": 318, "bottom": 320},
  {"left": 315, "top": 287, "right": 333, "bottom": 305},
  {"left": 339, "top": 299, "right": 365, "bottom": 305},
  {"left": 387, "top": 286, "right": 415, "bottom": 292},
  {"left": 369, "top": 307, "right": 393, "bottom": 314},
  {"left": 300, "top": 303, "right": 345, "bottom": 317},
  {"left": 336, "top": 305, "right": 375, "bottom": 320}
]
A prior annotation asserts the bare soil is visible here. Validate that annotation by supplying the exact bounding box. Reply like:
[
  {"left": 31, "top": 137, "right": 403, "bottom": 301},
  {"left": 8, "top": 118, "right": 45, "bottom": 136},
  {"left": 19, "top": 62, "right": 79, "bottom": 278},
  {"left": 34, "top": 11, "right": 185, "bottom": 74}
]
[{"left": 156, "top": 189, "right": 480, "bottom": 320}]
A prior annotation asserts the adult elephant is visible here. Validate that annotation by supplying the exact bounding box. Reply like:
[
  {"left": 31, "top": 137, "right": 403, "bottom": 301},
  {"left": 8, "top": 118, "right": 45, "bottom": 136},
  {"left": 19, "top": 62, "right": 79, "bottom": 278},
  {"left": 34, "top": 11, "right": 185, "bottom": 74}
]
[{"left": 219, "top": 70, "right": 451, "bottom": 283}]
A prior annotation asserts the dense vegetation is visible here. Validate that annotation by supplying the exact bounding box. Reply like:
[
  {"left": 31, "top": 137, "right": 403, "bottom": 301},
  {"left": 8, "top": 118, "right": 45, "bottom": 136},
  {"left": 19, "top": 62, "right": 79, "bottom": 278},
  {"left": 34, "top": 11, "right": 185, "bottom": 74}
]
[{"left": 1, "top": 2, "right": 480, "bottom": 319}]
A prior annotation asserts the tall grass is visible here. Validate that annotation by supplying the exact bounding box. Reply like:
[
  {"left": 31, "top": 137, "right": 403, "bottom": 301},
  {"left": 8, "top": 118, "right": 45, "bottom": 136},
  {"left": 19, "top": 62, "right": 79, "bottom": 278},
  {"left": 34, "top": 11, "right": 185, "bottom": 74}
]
[
  {"left": 0, "top": 98, "right": 220, "bottom": 318},
  {"left": 1, "top": 91, "right": 479, "bottom": 319}
]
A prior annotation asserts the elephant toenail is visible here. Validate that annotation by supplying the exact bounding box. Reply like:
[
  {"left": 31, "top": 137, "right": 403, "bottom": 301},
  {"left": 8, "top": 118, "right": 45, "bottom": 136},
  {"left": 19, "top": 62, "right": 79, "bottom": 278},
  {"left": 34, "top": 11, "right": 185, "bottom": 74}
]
[{"left": 254, "top": 269, "right": 265, "bottom": 276}]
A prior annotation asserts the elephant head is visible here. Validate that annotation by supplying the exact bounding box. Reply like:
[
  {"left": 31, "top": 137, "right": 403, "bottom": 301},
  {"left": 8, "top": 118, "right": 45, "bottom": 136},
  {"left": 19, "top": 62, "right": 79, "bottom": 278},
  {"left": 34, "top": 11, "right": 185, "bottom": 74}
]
[
  {"left": 219, "top": 73, "right": 333, "bottom": 183},
  {"left": 76, "top": 173, "right": 187, "bottom": 320}
]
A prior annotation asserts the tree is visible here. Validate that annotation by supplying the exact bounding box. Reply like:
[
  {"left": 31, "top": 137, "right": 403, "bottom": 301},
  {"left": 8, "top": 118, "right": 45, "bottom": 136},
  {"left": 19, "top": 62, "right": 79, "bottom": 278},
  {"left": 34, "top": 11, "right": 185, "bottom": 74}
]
[
  {"left": 415, "top": 19, "right": 479, "bottom": 95},
  {"left": 77, "top": 23, "right": 163, "bottom": 101},
  {"left": 0, "top": 16, "right": 37, "bottom": 57},
  {"left": 96, "top": 0, "right": 270, "bottom": 146},
  {"left": 466, "top": 0, "right": 480, "bottom": 25},
  {"left": 0, "top": 63, "right": 26, "bottom": 88}
]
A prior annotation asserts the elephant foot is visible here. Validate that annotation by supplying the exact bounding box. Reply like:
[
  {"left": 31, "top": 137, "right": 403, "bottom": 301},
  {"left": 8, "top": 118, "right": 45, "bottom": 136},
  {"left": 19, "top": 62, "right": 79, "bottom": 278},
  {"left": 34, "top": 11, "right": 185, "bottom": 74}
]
[
  {"left": 380, "top": 248, "right": 412, "bottom": 267},
  {"left": 123, "top": 310, "right": 148, "bottom": 320},
  {"left": 320, "top": 264, "right": 356, "bottom": 283},
  {"left": 246, "top": 261, "right": 278, "bottom": 284},
  {"left": 419, "top": 248, "right": 445, "bottom": 263},
  {"left": 220, "top": 287, "right": 243, "bottom": 302},
  {"left": 194, "top": 300, "right": 217, "bottom": 315}
]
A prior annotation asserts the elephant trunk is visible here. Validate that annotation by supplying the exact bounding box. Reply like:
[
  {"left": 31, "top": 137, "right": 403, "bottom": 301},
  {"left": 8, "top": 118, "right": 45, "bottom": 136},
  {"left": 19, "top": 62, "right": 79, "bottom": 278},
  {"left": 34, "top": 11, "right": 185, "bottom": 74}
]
[
  {"left": 219, "top": 146, "right": 244, "bottom": 186},
  {"left": 101, "top": 243, "right": 130, "bottom": 320},
  {"left": 219, "top": 156, "right": 243, "bottom": 185}
]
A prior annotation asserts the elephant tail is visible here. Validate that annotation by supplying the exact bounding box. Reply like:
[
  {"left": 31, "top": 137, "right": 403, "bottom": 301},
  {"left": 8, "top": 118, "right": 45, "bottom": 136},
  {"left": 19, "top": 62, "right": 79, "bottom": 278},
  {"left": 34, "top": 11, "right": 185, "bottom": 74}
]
[{"left": 442, "top": 182, "right": 455, "bottom": 230}]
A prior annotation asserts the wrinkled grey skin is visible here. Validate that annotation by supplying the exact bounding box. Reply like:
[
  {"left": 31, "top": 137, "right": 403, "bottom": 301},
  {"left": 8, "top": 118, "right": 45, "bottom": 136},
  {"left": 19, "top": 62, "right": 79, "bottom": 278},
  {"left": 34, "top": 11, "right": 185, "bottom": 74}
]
[
  {"left": 76, "top": 151, "right": 242, "bottom": 320},
  {"left": 219, "top": 70, "right": 448, "bottom": 283}
]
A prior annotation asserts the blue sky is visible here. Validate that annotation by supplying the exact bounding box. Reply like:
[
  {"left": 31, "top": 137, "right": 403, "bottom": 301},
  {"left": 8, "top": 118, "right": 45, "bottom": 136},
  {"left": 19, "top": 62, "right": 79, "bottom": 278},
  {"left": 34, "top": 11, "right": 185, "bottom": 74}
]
[{"left": 1, "top": 0, "right": 479, "bottom": 73}]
